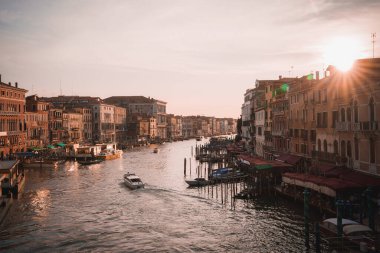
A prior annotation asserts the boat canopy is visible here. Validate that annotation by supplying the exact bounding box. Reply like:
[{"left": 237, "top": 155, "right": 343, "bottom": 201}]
[
  {"left": 343, "top": 224, "right": 372, "bottom": 235},
  {"left": 323, "top": 218, "right": 358, "bottom": 226}
]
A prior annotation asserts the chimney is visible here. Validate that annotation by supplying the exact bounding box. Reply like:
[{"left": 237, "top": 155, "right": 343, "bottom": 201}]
[
  {"left": 15, "top": 82, "right": 18, "bottom": 88},
  {"left": 316, "top": 71, "right": 319, "bottom": 80},
  {"left": 8, "top": 82, "right": 11, "bottom": 86},
  {"left": 279, "top": 75, "right": 282, "bottom": 80}
]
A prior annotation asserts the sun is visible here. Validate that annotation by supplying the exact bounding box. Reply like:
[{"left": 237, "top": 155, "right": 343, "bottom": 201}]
[{"left": 323, "top": 37, "right": 362, "bottom": 72}]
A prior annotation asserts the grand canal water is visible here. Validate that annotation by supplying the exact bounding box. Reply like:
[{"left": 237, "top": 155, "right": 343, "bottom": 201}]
[{"left": 0, "top": 139, "right": 323, "bottom": 252}]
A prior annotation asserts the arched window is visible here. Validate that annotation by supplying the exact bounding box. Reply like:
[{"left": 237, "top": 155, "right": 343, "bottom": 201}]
[
  {"left": 347, "top": 141, "right": 352, "bottom": 158},
  {"left": 369, "top": 97, "right": 375, "bottom": 122},
  {"left": 323, "top": 140, "right": 328, "bottom": 153},
  {"left": 318, "top": 139, "right": 321, "bottom": 151},
  {"left": 354, "top": 100, "right": 359, "bottom": 123},
  {"left": 354, "top": 138, "right": 359, "bottom": 160},
  {"left": 347, "top": 107, "right": 352, "bottom": 122},
  {"left": 341, "top": 140, "right": 346, "bottom": 157},
  {"left": 341, "top": 108, "right": 346, "bottom": 122},
  {"left": 334, "top": 140, "right": 339, "bottom": 154},
  {"left": 370, "top": 138, "right": 376, "bottom": 163}
]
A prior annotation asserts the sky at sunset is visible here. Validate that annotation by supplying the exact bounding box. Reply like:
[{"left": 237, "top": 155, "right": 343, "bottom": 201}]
[{"left": 0, "top": 0, "right": 379, "bottom": 118}]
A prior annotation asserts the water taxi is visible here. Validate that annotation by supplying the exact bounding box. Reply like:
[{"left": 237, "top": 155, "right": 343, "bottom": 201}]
[{"left": 124, "top": 172, "right": 144, "bottom": 189}]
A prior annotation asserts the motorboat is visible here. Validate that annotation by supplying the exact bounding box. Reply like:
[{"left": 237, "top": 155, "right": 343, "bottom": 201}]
[
  {"left": 77, "top": 159, "right": 103, "bottom": 165},
  {"left": 22, "top": 159, "right": 58, "bottom": 168},
  {"left": 97, "top": 149, "right": 123, "bottom": 160},
  {"left": 124, "top": 172, "right": 144, "bottom": 189},
  {"left": 320, "top": 218, "right": 359, "bottom": 237},
  {"left": 153, "top": 148, "right": 159, "bottom": 153},
  {"left": 320, "top": 218, "right": 377, "bottom": 251},
  {"left": 185, "top": 178, "right": 210, "bottom": 187}
]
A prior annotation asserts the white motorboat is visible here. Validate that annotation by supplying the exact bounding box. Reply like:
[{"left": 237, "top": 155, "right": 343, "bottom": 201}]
[{"left": 124, "top": 172, "right": 144, "bottom": 189}]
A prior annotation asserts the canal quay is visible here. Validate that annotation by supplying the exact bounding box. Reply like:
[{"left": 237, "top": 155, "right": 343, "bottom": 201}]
[{"left": 1, "top": 138, "right": 328, "bottom": 253}]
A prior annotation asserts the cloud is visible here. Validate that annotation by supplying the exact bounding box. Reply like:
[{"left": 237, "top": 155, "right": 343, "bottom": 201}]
[{"left": 299, "top": 0, "right": 380, "bottom": 21}]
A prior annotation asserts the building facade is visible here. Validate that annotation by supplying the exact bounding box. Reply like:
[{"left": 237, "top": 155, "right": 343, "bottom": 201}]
[{"left": 0, "top": 80, "right": 27, "bottom": 158}]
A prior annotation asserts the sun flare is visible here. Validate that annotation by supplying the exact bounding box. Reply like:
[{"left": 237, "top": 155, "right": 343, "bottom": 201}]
[{"left": 323, "top": 37, "right": 362, "bottom": 72}]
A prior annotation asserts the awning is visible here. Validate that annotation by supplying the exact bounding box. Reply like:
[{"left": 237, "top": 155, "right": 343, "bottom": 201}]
[
  {"left": 56, "top": 143, "right": 66, "bottom": 147},
  {"left": 256, "top": 164, "right": 272, "bottom": 170},
  {"left": 47, "top": 145, "right": 56, "bottom": 149}
]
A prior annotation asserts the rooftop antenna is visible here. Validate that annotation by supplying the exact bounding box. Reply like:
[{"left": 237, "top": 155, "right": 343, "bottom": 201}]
[{"left": 371, "top": 33, "right": 376, "bottom": 58}]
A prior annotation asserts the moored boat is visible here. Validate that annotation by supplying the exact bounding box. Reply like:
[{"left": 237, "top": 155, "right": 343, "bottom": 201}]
[
  {"left": 97, "top": 149, "right": 123, "bottom": 160},
  {"left": 185, "top": 178, "right": 210, "bottom": 187},
  {"left": 77, "top": 159, "right": 103, "bottom": 165},
  {"left": 153, "top": 148, "right": 159, "bottom": 153},
  {"left": 22, "top": 159, "right": 58, "bottom": 168},
  {"left": 124, "top": 172, "right": 144, "bottom": 189}
]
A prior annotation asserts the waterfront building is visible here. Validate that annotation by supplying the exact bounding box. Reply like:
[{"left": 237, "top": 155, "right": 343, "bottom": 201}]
[
  {"left": 182, "top": 116, "right": 194, "bottom": 138},
  {"left": 0, "top": 78, "right": 27, "bottom": 158},
  {"left": 174, "top": 115, "right": 183, "bottom": 139},
  {"left": 25, "top": 112, "right": 49, "bottom": 148},
  {"left": 104, "top": 96, "right": 167, "bottom": 140},
  {"left": 62, "top": 111, "right": 83, "bottom": 143},
  {"left": 287, "top": 74, "right": 318, "bottom": 161},
  {"left": 73, "top": 107, "right": 93, "bottom": 143},
  {"left": 166, "top": 114, "right": 183, "bottom": 140},
  {"left": 126, "top": 114, "right": 155, "bottom": 143},
  {"left": 241, "top": 89, "right": 254, "bottom": 146},
  {"left": 48, "top": 108, "right": 64, "bottom": 144},
  {"left": 92, "top": 104, "right": 116, "bottom": 143},
  {"left": 114, "top": 106, "right": 127, "bottom": 144},
  {"left": 313, "top": 58, "right": 380, "bottom": 175},
  {"left": 25, "top": 95, "right": 49, "bottom": 147}
]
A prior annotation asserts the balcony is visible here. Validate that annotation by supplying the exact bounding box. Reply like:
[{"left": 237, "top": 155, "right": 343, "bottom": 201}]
[
  {"left": 312, "top": 151, "right": 334, "bottom": 162},
  {"left": 352, "top": 122, "right": 361, "bottom": 131},
  {"left": 312, "top": 151, "right": 347, "bottom": 164},
  {"left": 361, "top": 121, "right": 378, "bottom": 131},
  {"left": 272, "top": 130, "right": 284, "bottom": 136},
  {"left": 316, "top": 123, "right": 327, "bottom": 128},
  {"left": 335, "top": 121, "right": 351, "bottom": 131},
  {"left": 273, "top": 110, "right": 285, "bottom": 116},
  {"left": 352, "top": 121, "right": 378, "bottom": 132}
]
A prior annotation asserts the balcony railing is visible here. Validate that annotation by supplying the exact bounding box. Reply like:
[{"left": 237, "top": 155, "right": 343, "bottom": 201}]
[
  {"left": 335, "top": 121, "right": 351, "bottom": 131},
  {"left": 312, "top": 151, "right": 347, "bottom": 164},
  {"left": 272, "top": 130, "right": 283, "bottom": 136},
  {"left": 351, "top": 121, "right": 378, "bottom": 132},
  {"left": 352, "top": 122, "right": 361, "bottom": 131}
]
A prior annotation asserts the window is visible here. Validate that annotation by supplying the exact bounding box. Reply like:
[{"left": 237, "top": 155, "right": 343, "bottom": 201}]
[
  {"left": 318, "top": 139, "right": 321, "bottom": 151},
  {"left": 334, "top": 140, "right": 339, "bottom": 154},
  {"left": 340, "top": 108, "right": 345, "bottom": 122},
  {"left": 370, "top": 138, "right": 375, "bottom": 164},
  {"left": 354, "top": 101, "right": 359, "bottom": 123},
  {"left": 341, "top": 140, "right": 346, "bottom": 157},
  {"left": 323, "top": 112, "right": 328, "bottom": 127},
  {"left": 347, "top": 107, "right": 352, "bottom": 122},
  {"left": 347, "top": 141, "right": 352, "bottom": 158},
  {"left": 369, "top": 97, "right": 375, "bottom": 122},
  {"left": 332, "top": 111, "right": 338, "bottom": 127},
  {"left": 354, "top": 138, "right": 359, "bottom": 160},
  {"left": 323, "top": 140, "right": 327, "bottom": 153}
]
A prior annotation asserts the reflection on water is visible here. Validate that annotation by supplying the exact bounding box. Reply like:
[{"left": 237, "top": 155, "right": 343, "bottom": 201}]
[{"left": 0, "top": 139, "right": 322, "bottom": 252}]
